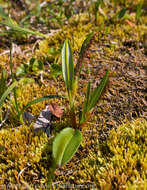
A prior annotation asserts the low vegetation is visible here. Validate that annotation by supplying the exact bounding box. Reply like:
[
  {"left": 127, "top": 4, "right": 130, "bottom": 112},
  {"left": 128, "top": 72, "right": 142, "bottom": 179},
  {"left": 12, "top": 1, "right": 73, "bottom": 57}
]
[{"left": 0, "top": 0, "right": 146, "bottom": 189}]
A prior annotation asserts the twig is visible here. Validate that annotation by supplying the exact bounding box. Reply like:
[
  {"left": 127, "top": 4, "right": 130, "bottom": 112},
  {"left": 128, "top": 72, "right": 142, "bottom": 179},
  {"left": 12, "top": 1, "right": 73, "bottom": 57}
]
[
  {"left": 0, "top": 109, "right": 9, "bottom": 129},
  {"left": 17, "top": 164, "right": 31, "bottom": 180},
  {"left": 0, "top": 50, "right": 9, "bottom": 56}
]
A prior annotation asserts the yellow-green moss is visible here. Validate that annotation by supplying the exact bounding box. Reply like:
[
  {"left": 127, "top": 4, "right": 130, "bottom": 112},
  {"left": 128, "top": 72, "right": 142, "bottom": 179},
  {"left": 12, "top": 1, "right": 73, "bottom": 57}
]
[
  {"left": 101, "top": 118, "right": 147, "bottom": 189},
  {"left": 35, "top": 22, "right": 93, "bottom": 60},
  {"left": 7, "top": 82, "right": 67, "bottom": 126},
  {"left": 0, "top": 1, "right": 146, "bottom": 188},
  {"left": 0, "top": 125, "right": 50, "bottom": 185},
  {"left": 54, "top": 118, "right": 147, "bottom": 189},
  {"left": 17, "top": 83, "right": 58, "bottom": 114}
]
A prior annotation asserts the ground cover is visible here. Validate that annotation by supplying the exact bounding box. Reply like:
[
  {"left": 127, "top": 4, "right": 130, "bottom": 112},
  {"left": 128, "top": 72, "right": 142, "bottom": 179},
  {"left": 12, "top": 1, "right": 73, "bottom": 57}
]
[{"left": 0, "top": 0, "right": 146, "bottom": 189}]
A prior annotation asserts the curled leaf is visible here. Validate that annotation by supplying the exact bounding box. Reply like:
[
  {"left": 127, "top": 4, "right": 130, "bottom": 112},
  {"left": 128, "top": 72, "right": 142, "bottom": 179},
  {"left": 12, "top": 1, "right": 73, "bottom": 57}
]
[{"left": 48, "top": 103, "right": 64, "bottom": 118}]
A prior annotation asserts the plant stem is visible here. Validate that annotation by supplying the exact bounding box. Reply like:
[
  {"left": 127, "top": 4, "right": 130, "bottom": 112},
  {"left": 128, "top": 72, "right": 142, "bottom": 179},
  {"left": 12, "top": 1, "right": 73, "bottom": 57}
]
[
  {"left": 68, "top": 91, "right": 77, "bottom": 128},
  {"left": 10, "top": 42, "right": 20, "bottom": 119},
  {"left": 70, "top": 109, "right": 77, "bottom": 129},
  {"left": 70, "top": 106, "right": 77, "bottom": 129},
  {"left": 48, "top": 160, "right": 56, "bottom": 189}
]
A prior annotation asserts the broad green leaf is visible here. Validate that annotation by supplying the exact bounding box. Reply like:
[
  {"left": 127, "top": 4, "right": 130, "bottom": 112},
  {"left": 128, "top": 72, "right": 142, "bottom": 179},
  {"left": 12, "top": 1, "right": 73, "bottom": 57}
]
[
  {"left": 20, "top": 95, "right": 63, "bottom": 115},
  {"left": 80, "top": 82, "right": 91, "bottom": 124},
  {"left": 62, "top": 40, "right": 74, "bottom": 92},
  {"left": 87, "top": 70, "right": 109, "bottom": 112},
  {"left": 61, "top": 129, "right": 82, "bottom": 165},
  {"left": 0, "top": 81, "right": 17, "bottom": 109},
  {"left": 53, "top": 128, "right": 82, "bottom": 167}
]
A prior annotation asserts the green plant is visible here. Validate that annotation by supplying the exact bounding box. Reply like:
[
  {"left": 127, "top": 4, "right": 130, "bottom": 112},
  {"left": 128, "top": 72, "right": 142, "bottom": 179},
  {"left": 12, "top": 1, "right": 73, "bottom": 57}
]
[
  {"left": 117, "top": 7, "right": 127, "bottom": 19},
  {"left": 1, "top": 5, "right": 54, "bottom": 123},
  {"left": 94, "top": 0, "right": 105, "bottom": 24},
  {"left": 53, "top": 128, "right": 82, "bottom": 167},
  {"left": 62, "top": 39, "right": 74, "bottom": 109},
  {"left": 0, "top": 81, "right": 18, "bottom": 110},
  {"left": 20, "top": 1, "right": 41, "bottom": 25},
  {"left": 42, "top": 33, "right": 108, "bottom": 185},
  {"left": 61, "top": 36, "right": 109, "bottom": 129},
  {"left": 49, "top": 127, "right": 82, "bottom": 184},
  {"left": 0, "top": 69, "right": 7, "bottom": 97},
  {"left": 80, "top": 71, "right": 109, "bottom": 126},
  {"left": 0, "top": 5, "right": 50, "bottom": 123},
  {"left": 44, "top": 0, "right": 75, "bottom": 28},
  {"left": 0, "top": 5, "right": 46, "bottom": 38},
  {"left": 0, "top": 80, "right": 17, "bottom": 127},
  {"left": 16, "top": 58, "right": 44, "bottom": 77},
  {"left": 0, "top": 67, "right": 18, "bottom": 123},
  {"left": 75, "top": 32, "right": 94, "bottom": 76},
  {"left": 50, "top": 63, "right": 62, "bottom": 81},
  {"left": 9, "top": 43, "right": 20, "bottom": 119},
  {"left": 0, "top": 44, "right": 63, "bottom": 124},
  {"left": 136, "top": 2, "right": 143, "bottom": 22}
]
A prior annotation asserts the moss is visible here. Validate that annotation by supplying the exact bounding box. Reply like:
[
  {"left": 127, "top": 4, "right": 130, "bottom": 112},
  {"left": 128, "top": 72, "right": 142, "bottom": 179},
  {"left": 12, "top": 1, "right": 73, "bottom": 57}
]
[
  {"left": 35, "top": 22, "right": 93, "bottom": 61},
  {"left": 0, "top": 54, "right": 9, "bottom": 69},
  {"left": 17, "top": 83, "right": 58, "bottom": 114},
  {"left": 54, "top": 118, "right": 147, "bottom": 189},
  {"left": 101, "top": 118, "right": 147, "bottom": 189},
  {"left": 99, "top": 118, "right": 147, "bottom": 189},
  {"left": 0, "top": 125, "right": 51, "bottom": 186},
  {"left": 7, "top": 82, "right": 67, "bottom": 126},
  {"left": 0, "top": 1, "right": 146, "bottom": 188}
]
